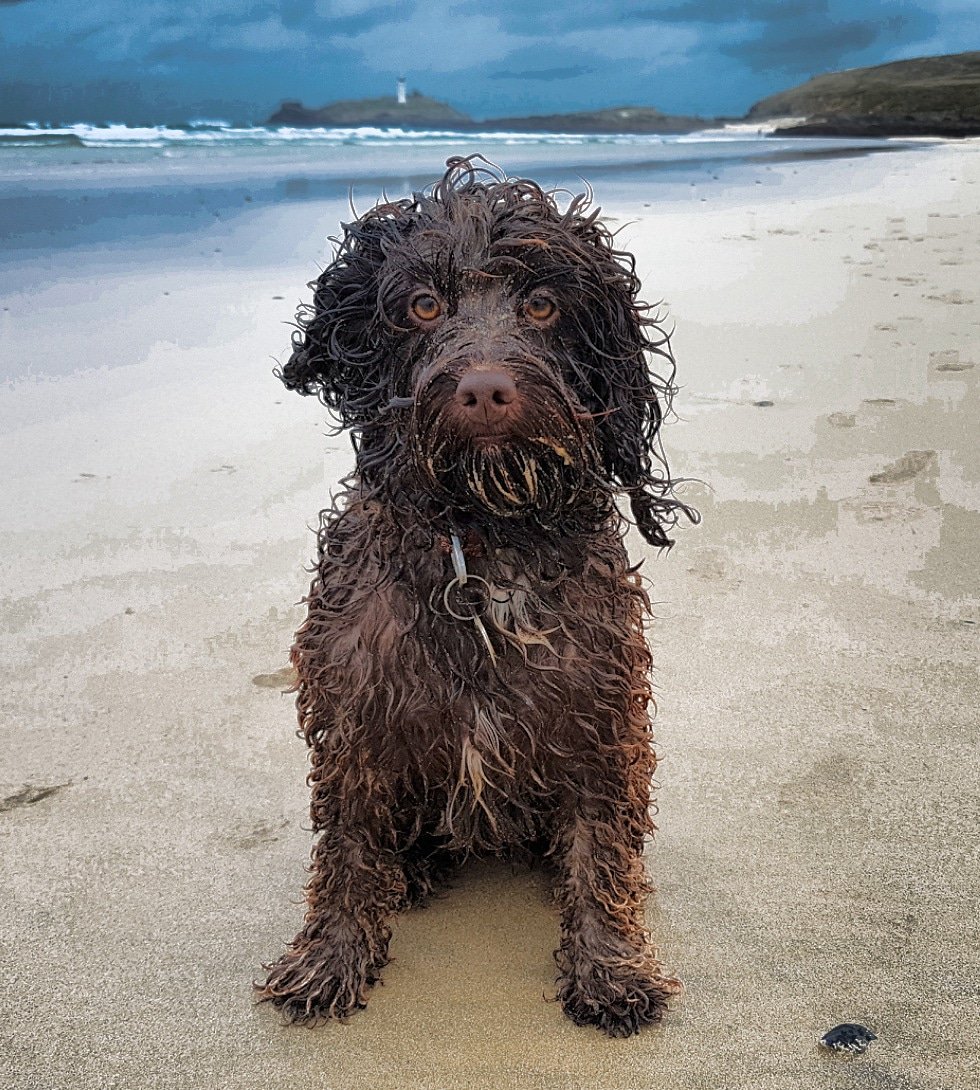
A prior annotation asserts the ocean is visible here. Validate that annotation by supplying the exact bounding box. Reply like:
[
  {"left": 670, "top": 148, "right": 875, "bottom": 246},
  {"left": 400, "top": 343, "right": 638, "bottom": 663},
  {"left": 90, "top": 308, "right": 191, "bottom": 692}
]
[
  {"left": 0, "top": 120, "right": 911, "bottom": 260},
  {"left": 0, "top": 120, "right": 926, "bottom": 383}
]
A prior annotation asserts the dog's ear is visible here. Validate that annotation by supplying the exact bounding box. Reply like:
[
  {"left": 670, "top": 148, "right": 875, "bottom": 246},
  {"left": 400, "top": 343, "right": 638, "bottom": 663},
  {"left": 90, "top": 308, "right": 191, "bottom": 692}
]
[
  {"left": 277, "top": 200, "right": 413, "bottom": 428},
  {"left": 561, "top": 207, "right": 697, "bottom": 549}
]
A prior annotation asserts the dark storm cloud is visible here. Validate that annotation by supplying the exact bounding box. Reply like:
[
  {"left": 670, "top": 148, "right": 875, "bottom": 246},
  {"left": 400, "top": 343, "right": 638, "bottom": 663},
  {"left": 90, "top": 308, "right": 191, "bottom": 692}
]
[
  {"left": 720, "top": 4, "right": 939, "bottom": 74},
  {"left": 0, "top": 0, "right": 971, "bottom": 123},
  {"left": 626, "top": 1, "right": 830, "bottom": 23},
  {"left": 488, "top": 66, "right": 592, "bottom": 82},
  {"left": 724, "top": 20, "right": 880, "bottom": 71}
]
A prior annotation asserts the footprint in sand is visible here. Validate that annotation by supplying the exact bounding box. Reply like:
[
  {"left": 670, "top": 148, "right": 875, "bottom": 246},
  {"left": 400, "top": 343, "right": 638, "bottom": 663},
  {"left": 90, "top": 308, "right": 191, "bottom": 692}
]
[
  {"left": 0, "top": 782, "right": 71, "bottom": 813},
  {"left": 252, "top": 665, "right": 299, "bottom": 689},
  {"left": 931, "top": 350, "right": 975, "bottom": 372},
  {"left": 687, "top": 549, "right": 729, "bottom": 582},
  {"left": 869, "top": 450, "right": 937, "bottom": 485},
  {"left": 925, "top": 290, "right": 974, "bottom": 305},
  {"left": 231, "top": 818, "right": 290, "bottom": 849}
]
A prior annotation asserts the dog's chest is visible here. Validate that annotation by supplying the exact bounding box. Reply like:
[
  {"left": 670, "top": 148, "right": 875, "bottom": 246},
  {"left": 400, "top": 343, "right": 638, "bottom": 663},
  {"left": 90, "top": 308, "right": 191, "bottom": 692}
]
[
  {"left": 309, "top": 523, "right": 641, "bottom": 847},
  {"left": 437, "top": 549, "right": 565, "bottom": 663},
  {"left": 426, "top": 551, "right": 575, "bottom": 811}
]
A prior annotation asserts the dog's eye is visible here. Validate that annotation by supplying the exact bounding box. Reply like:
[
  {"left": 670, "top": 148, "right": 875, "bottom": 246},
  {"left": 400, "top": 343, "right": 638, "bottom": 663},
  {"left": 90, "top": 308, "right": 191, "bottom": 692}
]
[
  {"left": 524, "top": 295, "right": 557, "bottom": 322},
  {"left": 410, "top": 293, "right": 442, "bottom": 322}
]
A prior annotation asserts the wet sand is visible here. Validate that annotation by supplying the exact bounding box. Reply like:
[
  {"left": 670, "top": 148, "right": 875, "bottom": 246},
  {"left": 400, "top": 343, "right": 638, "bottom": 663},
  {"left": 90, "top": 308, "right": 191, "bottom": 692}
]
[{"left": 1, "top": 142, "right": 978, "bottom": 1089}]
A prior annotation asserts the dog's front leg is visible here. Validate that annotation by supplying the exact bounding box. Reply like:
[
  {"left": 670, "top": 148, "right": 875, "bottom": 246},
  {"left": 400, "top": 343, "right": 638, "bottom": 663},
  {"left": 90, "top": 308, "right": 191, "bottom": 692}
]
[
  {"left": 257, "top": 819, "right": 407, "bottom": 1024},
  {"left": 554, "top": 810, "right": 681, "bottom": 1037}
]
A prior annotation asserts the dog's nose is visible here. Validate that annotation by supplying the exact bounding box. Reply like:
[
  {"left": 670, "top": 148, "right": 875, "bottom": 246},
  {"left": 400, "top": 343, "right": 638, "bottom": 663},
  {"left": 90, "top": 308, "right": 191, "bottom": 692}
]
[{"left": 454, "top": 370, "right": 518, "bottom": 423}]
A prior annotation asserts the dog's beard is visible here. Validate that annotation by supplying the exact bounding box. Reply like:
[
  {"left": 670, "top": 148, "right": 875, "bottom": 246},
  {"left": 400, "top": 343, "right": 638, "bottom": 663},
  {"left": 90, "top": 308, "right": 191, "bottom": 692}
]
[
  {"left": 434, "top": 439, "right": 583, "bottom": 520},
  {"left": 407, "top": 358, "right": 599, "bottom": 525},
  {"left": 410, "top": 407, "right": 592, "bottom": 524}
]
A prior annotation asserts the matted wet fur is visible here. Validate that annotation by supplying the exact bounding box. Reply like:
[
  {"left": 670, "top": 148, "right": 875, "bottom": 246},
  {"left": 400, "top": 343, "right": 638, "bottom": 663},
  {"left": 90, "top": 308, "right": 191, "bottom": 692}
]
[{"left": 256, "top": 156, "right": 696, "bottom": 1037}]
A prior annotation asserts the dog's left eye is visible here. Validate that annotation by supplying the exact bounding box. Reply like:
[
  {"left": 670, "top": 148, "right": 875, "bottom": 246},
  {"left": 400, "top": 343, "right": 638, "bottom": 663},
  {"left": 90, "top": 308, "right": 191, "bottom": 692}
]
[
  {"left": 524, "top": 295, "right": 557, "bottom": 322},
  {"left": 410, "top": 293, "right": 442, "bottom": 322}
]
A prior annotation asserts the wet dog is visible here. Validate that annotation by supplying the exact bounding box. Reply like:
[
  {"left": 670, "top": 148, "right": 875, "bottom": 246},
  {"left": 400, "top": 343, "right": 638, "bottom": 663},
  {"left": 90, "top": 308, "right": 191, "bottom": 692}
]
[{"left": 256, "top": 156, "right": 694, "bottom": 1036}]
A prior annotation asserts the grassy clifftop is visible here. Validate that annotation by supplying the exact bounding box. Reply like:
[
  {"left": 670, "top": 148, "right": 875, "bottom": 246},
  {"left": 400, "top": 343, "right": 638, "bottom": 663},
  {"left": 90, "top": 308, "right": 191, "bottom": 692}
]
[
  {"left": 482, "top": 106, "right": 707, "bottom": 134},
  {"left": 748, "top": 51, "right": 980, "bottom": 135}
]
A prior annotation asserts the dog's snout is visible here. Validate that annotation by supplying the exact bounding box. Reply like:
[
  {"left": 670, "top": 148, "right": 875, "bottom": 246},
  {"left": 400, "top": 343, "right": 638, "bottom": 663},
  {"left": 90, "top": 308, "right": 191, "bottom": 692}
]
[{"left": 454, "top": 370, "right": 518, "bottom": 422}]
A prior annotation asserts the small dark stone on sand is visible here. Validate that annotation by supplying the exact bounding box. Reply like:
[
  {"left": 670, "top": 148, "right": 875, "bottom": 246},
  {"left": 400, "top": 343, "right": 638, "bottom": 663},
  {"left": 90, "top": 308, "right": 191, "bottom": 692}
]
[
  {"left": 753, "top": 399, "right": 775, "bottom": 407},
  {"left": 820, "top": 1023, "right": 877, "bottom": 1054}
]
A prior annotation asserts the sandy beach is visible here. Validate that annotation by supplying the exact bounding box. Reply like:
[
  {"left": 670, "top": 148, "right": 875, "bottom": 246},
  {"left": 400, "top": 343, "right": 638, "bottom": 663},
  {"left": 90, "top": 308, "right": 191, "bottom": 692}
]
[{"left": 1, "top": 140, "right": 978, "bottom": 1089}]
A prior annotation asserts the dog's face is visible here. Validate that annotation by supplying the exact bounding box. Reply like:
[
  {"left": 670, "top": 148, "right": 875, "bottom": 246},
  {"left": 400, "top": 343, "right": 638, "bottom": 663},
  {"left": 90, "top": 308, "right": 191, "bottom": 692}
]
[
  {"left": 399, "top": 236, "right": 603, "bottom": 526},
  {"left": 280, "top": 158, "right": 688, "bottom": 547}
]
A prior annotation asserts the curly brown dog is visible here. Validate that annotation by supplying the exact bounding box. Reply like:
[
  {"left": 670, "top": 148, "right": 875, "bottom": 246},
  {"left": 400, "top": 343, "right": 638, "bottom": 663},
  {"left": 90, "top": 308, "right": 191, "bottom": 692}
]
[{"left": 256, "top": 156, "right": 695, "bottom": 1037}]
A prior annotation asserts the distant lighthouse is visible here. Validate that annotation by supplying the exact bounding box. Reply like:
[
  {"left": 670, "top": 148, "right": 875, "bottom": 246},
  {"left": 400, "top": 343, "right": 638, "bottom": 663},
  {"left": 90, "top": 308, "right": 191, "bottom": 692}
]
[{"left": 396, "top": 77, "right": 407, "bottom": 105}]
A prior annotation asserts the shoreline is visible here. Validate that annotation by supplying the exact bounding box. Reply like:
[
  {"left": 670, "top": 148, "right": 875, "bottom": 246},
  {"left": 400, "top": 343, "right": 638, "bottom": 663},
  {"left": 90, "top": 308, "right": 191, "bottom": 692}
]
[
  {"left": 0, "top": 129, "right": 926, "bottom": 193},
  {"left": 1, "top": 142, "right": 978, "bottom": 1089},
  {"left": 0, "top": 140, "right": 954, "bottom": 329}
]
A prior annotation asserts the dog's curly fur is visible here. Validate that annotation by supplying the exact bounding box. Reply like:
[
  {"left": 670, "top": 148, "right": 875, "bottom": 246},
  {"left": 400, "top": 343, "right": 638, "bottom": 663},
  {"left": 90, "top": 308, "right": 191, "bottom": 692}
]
[{"left": 256, "top": 156, "right": 695, "bottom": 1037}]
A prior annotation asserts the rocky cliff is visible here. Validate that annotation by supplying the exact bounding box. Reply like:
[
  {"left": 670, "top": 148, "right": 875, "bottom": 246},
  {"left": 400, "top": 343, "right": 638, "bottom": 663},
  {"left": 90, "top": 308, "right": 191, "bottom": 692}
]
[{"left": 269, "top": 92, "right": 469, "bottom": 127}]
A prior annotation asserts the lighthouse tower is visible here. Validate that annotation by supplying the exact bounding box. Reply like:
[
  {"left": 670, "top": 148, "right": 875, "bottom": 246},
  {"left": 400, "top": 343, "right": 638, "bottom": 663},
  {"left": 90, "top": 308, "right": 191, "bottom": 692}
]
[{"left": 397, "top": 77, "right": 407, "bottom": 105}]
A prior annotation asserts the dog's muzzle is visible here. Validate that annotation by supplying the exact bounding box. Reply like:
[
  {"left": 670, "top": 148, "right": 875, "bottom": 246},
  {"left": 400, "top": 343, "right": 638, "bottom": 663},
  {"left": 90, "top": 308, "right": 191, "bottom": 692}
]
[
  {"left": 409, "top": 357, "right": 595, "bottom": 522},
  {"left": 452, "top": 368, "right": 519, "bottom": 440}
]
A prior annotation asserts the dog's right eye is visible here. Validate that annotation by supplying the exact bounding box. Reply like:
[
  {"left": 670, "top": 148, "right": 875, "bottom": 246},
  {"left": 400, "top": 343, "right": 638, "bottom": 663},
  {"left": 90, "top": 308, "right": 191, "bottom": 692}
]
[
  {"left": 524, "top": 294, "right": 558, "bottom": 323},
  {"left": 410, "top": 294, "right": 442, "bottom": 322}
]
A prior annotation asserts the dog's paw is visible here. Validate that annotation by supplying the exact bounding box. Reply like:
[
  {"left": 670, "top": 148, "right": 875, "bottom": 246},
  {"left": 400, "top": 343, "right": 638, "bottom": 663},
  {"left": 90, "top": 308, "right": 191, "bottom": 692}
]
[
  {"left": 255, "top": 941, "right": 383, "bottom": 1025},
  {"left": 557, "top": 957, "right": 681, "bottom": 1038}
]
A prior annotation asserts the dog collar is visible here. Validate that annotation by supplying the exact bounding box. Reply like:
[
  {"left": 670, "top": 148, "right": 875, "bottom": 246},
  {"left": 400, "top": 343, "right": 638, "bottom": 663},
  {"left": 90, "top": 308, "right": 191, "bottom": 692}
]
[
  {"left": 438, "top": 530, "right": 497, "bottom": 665},
  {"left": 435, "top": 527, "right": 484, "bottom": 559}
]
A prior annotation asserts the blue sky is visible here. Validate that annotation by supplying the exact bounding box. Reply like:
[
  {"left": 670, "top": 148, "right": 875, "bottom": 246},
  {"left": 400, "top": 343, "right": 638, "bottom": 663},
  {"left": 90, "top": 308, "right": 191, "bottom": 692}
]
[{"left": 1, "top": 0, "right": 977, "bottom": 124}]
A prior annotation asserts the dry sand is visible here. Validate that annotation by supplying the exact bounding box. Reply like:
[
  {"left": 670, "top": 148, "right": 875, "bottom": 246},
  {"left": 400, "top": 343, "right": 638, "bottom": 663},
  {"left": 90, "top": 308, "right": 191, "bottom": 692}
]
[{"left": 1, "top": 142, "right": 978, "bottom": 1089}]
